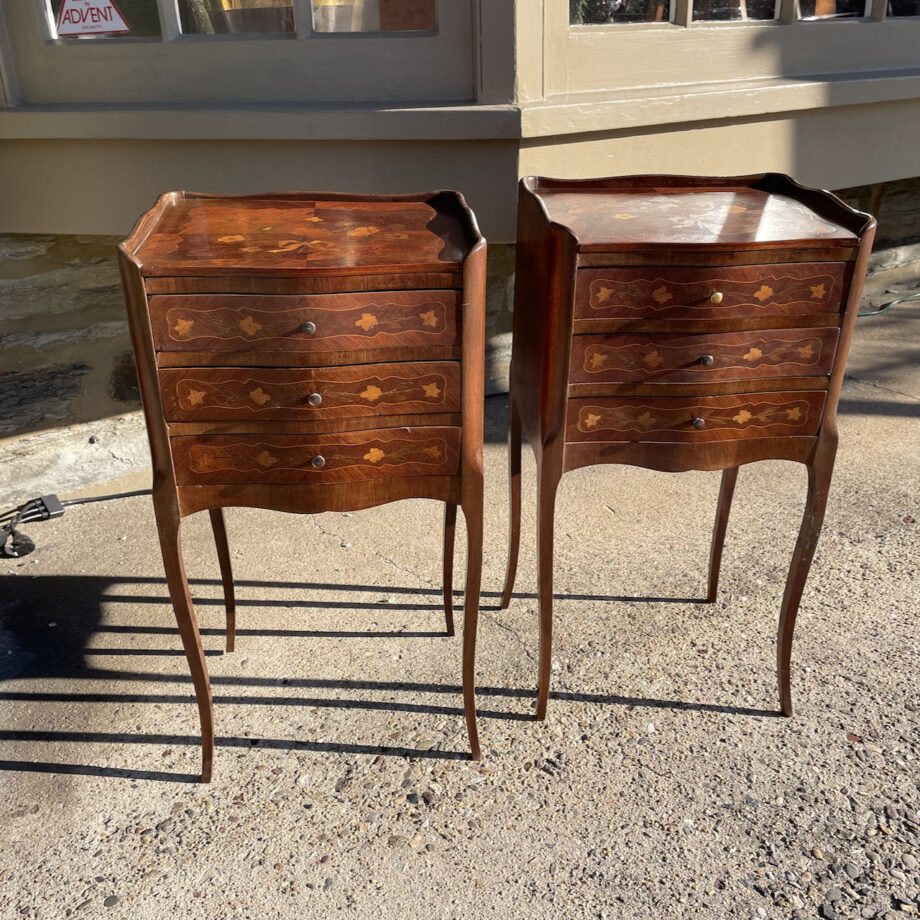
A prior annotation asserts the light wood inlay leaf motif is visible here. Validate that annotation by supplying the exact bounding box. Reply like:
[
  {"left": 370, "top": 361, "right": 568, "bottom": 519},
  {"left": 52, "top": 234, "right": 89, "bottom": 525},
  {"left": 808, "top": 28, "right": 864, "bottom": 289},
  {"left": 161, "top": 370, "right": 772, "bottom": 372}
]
[
  {"left": 743, "top": 347, "right": 763, "bottom": 362},
  {"left": 797, "top": 344, "right": 814, "bottom": 360},
  {"left": 588, "top": 351, "right": 607, "bottom": 370},
  {"left": 636, "top": 411, "right": 655, "bottom": 428},
  {"left": 594, "top": 286, "right": 613, "bottom": 304},
  {"left": 733, "top": 410, "right": 753, "bottom": 424},
  {"left": 269, "top": 240, "right": 303, "bottom": 254},
  {"left": 360, "top": 385, "right": 383, "bottom": 402},
  {"left": 308, "top": 240, "right": 336, "bottom": 251},
  {"left": 419, "top": 310, "right": 438, "bottom": 327},
  {"left": 241, "top": 246, "right": 261, "bottom": 253},
  {"left": 186, "top": 389, "right": 206, "bottom": 407},
  {"left": 424, "top": 445, "right": 442, "bottom": 460},
  {"left": 583, "top": 413, "right": 601, "bottom": 429},
  {"left": 651, "top": 286, "right": 673, "bottom": 304},
  {"left": 786, "top": 407, "right": 802, "bottom": 421},
  {"left": 364, "top": 448, "right": 385, "bottom": 464},
  {"left": 355, "top": 313, "right": 378, "bottom": 331},
  {"left": 810, "top": 284, "right": 826, "bottom": 299},
  {"left": 348, "top": 226, "right": 380, "bottom": 237},
  {"left": 256, "top": 450, "right": 277, "bottom": 468},
  {"left": 218, "top": 235, "right": 245, "bottom": 243},
  {"left": 753, "top": 285, "right": 774, "bottom": 302},
  {"left": 173, "top": 318, "right": 195, "bottom": 337},
  {"left": 612, "top": 213, "right": 636, "bottom": 220},
  {"left": 643, "top": 350, "right": 665, "bottom": 368},
  {"left": 728, "top": 205, "right": 748, "bottom": 214},
  {"left": 422, "top": 382, "right": 441, "bottom": 399},
  {"left": 239, "top": 315, "right": 263, "bottom": 336},
  {"left": 249, "top": 388, "right": 271, "bottom": 406}
]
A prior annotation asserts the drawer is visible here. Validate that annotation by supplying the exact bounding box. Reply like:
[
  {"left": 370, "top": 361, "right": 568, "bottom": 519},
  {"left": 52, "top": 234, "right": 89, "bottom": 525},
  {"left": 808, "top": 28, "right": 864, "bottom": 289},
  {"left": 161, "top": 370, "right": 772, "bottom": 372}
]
[
  {"left": 172, "top": 427, "right": 460, "bottom": 486},
  {"left": 568, "top": 328, "right": 838, "bottom": 385},
  {"left": 160, "top": 362, "right": 461, "bottom": 422},
  {"left": 149, "top": 290, "right": 460, "bottom": 356},
  {"left": 574, "top": 263, "right": 848, "bottom": 321},
  {"left": 566, "top": 392, "right": 826, "bottom": 443}
]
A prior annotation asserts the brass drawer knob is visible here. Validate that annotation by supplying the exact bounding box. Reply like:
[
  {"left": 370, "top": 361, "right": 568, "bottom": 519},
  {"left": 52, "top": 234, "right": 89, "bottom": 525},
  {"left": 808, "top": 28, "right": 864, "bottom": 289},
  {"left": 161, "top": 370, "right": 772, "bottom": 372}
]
[
  {"left": 307, "top": 392, "right": 322, "bottom": 407},
  {"left": 311, "top": 455, "right": 325, "bottom": 469},
  {"left": 709, "top": 292, "right": 723, "bottom": 305},
  {"left": 692, "top": 417, "right": 706, "bottom": 430},
  {"left": 700, "top": 354, "right": 715, "bottom": 367},
  {"left": 301, "top": 321, "right": 317, "bottom": 335}
]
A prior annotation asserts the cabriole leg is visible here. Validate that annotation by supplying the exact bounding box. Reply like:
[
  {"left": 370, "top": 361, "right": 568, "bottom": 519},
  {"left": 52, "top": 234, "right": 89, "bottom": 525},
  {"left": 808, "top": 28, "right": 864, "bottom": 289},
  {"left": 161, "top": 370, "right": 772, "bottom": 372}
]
[
  {"left": 707, "top": 467, "right": 739, "bottom": 603},
  {"left": 500, "top": 395, "right": 522, "bottom": 610},
  {"left": 209, "top": 508, "right": 236, "bottom": 653}
]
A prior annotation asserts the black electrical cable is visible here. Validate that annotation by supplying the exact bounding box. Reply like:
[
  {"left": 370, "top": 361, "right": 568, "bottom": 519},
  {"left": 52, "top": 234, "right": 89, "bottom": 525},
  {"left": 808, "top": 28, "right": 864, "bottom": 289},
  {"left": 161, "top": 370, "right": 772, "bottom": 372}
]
[{"left": 61, "top": 488, "right": 151, "bottom": 507}]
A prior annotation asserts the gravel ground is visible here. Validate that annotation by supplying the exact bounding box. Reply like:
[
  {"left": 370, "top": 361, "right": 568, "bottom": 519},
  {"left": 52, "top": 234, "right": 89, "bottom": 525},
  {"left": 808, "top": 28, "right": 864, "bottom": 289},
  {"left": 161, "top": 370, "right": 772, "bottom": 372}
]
[{"left": 0, "top": 293, "right": 918, "bottom": 920}]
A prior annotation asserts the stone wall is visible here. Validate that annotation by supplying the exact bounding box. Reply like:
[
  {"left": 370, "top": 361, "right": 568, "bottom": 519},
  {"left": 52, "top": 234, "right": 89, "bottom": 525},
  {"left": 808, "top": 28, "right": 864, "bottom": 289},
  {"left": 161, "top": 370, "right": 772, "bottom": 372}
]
[{"left": 1, "top": 178, "right": 917, "bottom": 505}]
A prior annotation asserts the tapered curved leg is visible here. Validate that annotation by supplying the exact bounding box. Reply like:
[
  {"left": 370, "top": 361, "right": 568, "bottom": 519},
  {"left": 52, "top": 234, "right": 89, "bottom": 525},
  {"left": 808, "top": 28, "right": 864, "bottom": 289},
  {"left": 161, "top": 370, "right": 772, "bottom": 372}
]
[
  {"left": 536, "top": 464, "right": 561, "bottom": 722},
  {"left": 156, "top": 506, "right": 215, "bottom": 782},
  {"left": 460, "top": 488, "right": 483, "bottom": 761},
  {"left": 500, "top": 396, "right": 522, "bottom": 610},
  {"left": 443, "top": 503, "right": 457, "bottom": 637},
  {"left": 777, "top": 445, "right": 836, "bottom": 716},
  {"left": 707, "top": 467, "right": 739, "bottom": 603},
  {"left": 209, "top": 508, "right": 236, "bottom": 653}
]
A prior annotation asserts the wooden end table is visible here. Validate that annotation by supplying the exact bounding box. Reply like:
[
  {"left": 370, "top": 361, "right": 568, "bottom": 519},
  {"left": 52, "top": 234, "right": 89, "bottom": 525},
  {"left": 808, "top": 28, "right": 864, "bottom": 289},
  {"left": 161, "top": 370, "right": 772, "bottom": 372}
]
[
  {"left": 500, "top": 174, "right": 875, "bottom": 720},
  {"left": 120, "top": 191, "right": 486, "bottom": 781}
]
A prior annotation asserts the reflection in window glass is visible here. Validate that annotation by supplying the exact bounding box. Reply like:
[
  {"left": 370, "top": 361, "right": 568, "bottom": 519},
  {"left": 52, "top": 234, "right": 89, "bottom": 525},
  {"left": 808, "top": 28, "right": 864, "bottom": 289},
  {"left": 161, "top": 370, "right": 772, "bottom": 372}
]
[
  {"left": 49, "top": 0, "right": 160, "bottom": 37},
  {"left": 693, "top": 0, "right": 774, "bottom": 18},
  {"left": 887, "top": 0, "right": 920, "bottom": 12},
  {"left": 798, "top": 0, "right": 864, "bottom": 16},
  {"left": 178, "top": 0, "right": 293, "bottom": 34},
  {"left": 312, "top": 0, "right": 437, "bottom": 32},
  {"left": 569, "top": 0, "right": 671, "bottom": 23}
]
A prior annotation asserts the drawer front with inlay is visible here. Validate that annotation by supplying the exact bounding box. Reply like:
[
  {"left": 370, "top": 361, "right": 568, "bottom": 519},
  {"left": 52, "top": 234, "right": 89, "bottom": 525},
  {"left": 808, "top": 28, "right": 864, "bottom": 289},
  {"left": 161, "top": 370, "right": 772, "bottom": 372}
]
[
  {"left": 565, "top": 392, "right": 826, "bottom": 443},
  {"left": 568, "top": 328, "right": 838, "bottom": 385},
  {"left": 149, "top": 290, "right": 461, "bottom": 355},
  {"left": 574, "top": 263, "right": 848, "bottom": 321},
  {"left": 160, "top": 362, "right": 461, "bottom": 422},
  {"left": 172, "top": 427, "right": 461, "bottom": 485}
]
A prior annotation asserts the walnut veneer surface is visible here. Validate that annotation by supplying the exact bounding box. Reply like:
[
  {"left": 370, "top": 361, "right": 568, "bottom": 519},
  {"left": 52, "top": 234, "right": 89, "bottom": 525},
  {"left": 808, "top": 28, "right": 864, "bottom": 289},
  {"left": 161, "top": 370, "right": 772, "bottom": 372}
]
[
  {"left": 120, "top": 191, "right": 486, "bottom": 781},
  {"left": 500, "top": 174, "right": 875, "bottom": 722}
]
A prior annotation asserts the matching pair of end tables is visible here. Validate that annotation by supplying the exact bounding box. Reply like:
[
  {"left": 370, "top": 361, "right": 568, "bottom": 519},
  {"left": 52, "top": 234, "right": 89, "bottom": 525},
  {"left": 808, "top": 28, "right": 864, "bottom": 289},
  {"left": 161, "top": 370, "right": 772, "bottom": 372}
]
[{"left": 120, "top": 176, "right": 874, "bottom": 781}]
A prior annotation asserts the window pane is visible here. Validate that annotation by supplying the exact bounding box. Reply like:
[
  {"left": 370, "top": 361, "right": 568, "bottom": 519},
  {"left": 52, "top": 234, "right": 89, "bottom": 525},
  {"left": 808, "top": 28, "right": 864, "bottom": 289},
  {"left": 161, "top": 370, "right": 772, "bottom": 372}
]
[
  {"left": 693, "top": 0, "right": 775, "bottom": 18},
  {"left": 49, "top": 0, "right": 160, "bottom": 37},
  {"left": 887, "top": 0, "right": 919, "bottom": 12},
  {"left": 312, "top": 0, "right": 437, "bottom": 32},
  {"left": 798, "top": 0, "right": 864, "bottom": 17},
  {"left": 570, "top": 0, "right": 671, "bottom": 23},
  {"left": 178, "top": 0, "right": 294, "bottom": 34}
]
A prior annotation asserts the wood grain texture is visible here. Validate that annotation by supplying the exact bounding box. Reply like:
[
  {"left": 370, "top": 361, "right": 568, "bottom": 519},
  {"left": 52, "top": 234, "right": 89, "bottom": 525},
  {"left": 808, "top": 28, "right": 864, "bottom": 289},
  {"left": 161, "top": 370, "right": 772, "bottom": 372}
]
[
  {"left": 160, "top": 362, "right": 460, "bottom": 422},
  {"left": 166, "top": 412, "right": 461, "bottom": 437},
  {"left": 575, "top": 263, "right": 849, "bottom": 321},
  {"left": 568, "top": 328, "right": 838, "bottom": 385},
  {"left": 172, "top": 427, "right": 461, "bottom": 486},
  {"left": 566, "top": 392, "right": 826, "bottom": 443},
  {"left": 572, "top": 313, "right": 842, "bottom": 336},
  {"left": 143, "top": 273, "right": 460, "bottom": 295},
  {"left": 130, "top": 192, "right": 474, "bottom": 277},
  {"left": 576, "top": 247, "right": 857, "bottom": 268},
  {"left": 150, "top": 290, "right": 461, "bottom": 357}
]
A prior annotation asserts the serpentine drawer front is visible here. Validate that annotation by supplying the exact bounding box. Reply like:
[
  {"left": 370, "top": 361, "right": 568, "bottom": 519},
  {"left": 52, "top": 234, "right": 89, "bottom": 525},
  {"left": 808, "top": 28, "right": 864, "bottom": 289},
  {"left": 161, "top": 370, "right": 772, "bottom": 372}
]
[
  {"left": 501, "top": 173, "right": 875, "bottom": 727},
  {"left": 120, "top": 190, "right": 486, "bottom": 781}
]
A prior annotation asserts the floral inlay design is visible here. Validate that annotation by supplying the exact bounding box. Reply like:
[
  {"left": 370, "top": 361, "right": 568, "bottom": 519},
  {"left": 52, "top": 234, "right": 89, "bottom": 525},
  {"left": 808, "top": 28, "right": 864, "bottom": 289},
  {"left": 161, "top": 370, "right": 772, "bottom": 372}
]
[
  {"left": 360, "top": 385, "right": 383, "bottom": 402},
  {"left": 364, "top": 448, "right": 385, "bottom": 464},
  {"left": 588, "top": 352, "right": 607, "bottom": 370},
  {"left": 643, "top": 350, "right": 665, "bottom": 368},
  {"left": 787, "top": 407, "right": 802, "bottom": 421},
  {"left": 636, "top": 412, "right": 655, "bottom": 428},
  {"left": 419, "top": 310, "right": 438, "bottom": 327},
  {"left": 733, "top": 410, "right": 753, "bottom": 425},
  {"left": 797, "top": 344, "right": 814, "bottom": 360},
  {"left": 424, "top": 445, "right": 442, "bottom": 460},
  {"left": 594, "top": 286, "right": 614, "bottom": 304},
  {"left": 239, "top": 316, "right": 263, "bottom": 337},
  {"left": 249, "top": 388, "right": 271, "bottom": 406},
  {"left": 355, "top": 313, "right": 378, "bottom": 331},
  {"left": 810, "top": 284, "right": 826, "bottom": 299},
  {"left": 218, "top": 235, "right": 245, "bottom": 243},
  {"left": 269, "top": 240, "right": 303, "bottom": 254},
  {"left": 583, "top": 413, "right": 601, "bottom": 429},
  {"left": 186, "top": 389, "right": 206, "bottom": 406},
  {"left": 743, "top": 347, "right": 763, "bottom": 362},
  {"left": 753, "top": 285, "right": 774, "bottom": 302},
  {"left": 348, "top": 226, "right": 380, "bottom": 238},
  {"left": 173, "top": 318, "right": 195, "bottom": 337},
  {"left": 652, "top": 286, "right": 673, "bottom": 305},
  {"left": 422, "top": 382, "right": 441, "bottom": 399},
  {"left": 256, "top": 451, "right": 277, "bottom": 468}
]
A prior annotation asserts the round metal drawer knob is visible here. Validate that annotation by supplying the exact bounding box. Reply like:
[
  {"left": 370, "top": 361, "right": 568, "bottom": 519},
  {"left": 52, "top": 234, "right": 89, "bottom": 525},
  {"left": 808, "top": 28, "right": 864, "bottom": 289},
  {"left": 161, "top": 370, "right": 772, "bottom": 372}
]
[
  {"left": 311, "top": 455, "right": 326, "bottom": 469},
  {"left": 709, "top": 292, "right": 724, "bottom": 305},
  {"left": 700, "top": 354, "right": 715, "bottom": 368},
  {"left": 692, "top": 417, "right": 706, "bottom": 430},
  {"left": 301, "top": 321, "right": 316, "bottom": 335},
  {"left": 307, "top": 392, "right": 322, "bottom": 407}
]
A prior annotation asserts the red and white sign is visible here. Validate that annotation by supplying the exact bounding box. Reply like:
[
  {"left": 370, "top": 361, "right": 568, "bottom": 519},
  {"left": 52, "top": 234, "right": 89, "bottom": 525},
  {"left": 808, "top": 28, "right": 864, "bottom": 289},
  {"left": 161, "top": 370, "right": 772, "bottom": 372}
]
[{"left": 56, "top": 0, "right": 130, "bottom": 36}]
